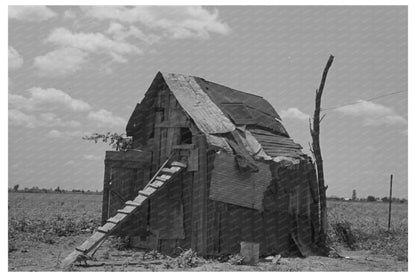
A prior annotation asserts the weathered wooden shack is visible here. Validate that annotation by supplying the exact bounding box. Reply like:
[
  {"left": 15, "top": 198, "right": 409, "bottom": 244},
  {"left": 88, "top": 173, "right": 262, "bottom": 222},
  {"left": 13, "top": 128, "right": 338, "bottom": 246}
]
[
  {"left": 104, "top": 72, "right": 320, "bottom": 255},
  {"left": 63, "top": 72, "right": 321, "bottom": 266}
]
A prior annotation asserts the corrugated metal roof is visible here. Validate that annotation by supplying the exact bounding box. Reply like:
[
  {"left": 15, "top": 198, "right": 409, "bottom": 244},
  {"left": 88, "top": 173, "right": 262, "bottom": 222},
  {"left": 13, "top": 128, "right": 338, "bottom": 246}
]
[
  {"left": 249, "top": 128, "right": 304, "bottom": 159},
  {"left": 161, "top": 72, "right": 235, "bottom": 135},
  {"left": 194, "top": 77, "right": 289, "bottom": 136},
  {"left": 127, "top": 72, "right": 306, "bottom": 162}
]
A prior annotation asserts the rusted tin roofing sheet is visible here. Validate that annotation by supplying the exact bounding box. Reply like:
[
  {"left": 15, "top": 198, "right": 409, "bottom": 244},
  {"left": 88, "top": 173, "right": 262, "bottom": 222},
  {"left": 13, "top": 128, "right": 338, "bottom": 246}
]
[{"left": 161, "top": 72, "right": 235, "bottom": 135}]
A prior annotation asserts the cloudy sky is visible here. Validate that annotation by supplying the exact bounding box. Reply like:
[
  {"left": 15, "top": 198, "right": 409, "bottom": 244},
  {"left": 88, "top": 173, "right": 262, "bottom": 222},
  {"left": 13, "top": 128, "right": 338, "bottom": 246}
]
[{"left": 8, "top": 6, "right": 407, "bottom": 198}]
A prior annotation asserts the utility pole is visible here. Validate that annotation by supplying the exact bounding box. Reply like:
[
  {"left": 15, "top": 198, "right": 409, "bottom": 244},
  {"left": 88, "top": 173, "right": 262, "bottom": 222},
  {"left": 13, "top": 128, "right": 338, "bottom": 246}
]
[
  {"left": 310, "top": 55, "right": 334, "bottom": 248},
  {"left": 388, "top": 174, "right": 393, "bottom": 232}
]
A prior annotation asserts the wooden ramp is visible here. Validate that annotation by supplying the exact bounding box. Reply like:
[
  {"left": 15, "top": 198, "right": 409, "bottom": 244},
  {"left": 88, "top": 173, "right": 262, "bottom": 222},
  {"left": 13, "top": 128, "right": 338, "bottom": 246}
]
[{"left": 61, "top": 160, "right": 187, "bottom": 269}]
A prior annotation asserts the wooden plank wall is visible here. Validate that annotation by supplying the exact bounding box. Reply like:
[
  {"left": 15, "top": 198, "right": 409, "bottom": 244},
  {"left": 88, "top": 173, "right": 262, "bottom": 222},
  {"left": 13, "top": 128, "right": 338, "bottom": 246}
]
[
  {"left": 101, "top": 151, "right": 150, "bottom": 225},
  {"left": 191, "top": 134, "right": 208, "bottom": 255},
  {"left": 145, "top": 87, "right": 200, "bottom": 254},
  {"left": 205, "top": 159, "right": 317, "bottom": 257},
  {"left": 101, "top": 162, "right": 111, "bottom": 225}
]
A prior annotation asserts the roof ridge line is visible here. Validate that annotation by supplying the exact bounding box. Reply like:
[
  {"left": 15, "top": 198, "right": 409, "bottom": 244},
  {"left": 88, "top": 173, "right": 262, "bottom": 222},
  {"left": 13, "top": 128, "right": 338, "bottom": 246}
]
[{"left": 195, "top": 77, "right": 265, "bottom": 99}]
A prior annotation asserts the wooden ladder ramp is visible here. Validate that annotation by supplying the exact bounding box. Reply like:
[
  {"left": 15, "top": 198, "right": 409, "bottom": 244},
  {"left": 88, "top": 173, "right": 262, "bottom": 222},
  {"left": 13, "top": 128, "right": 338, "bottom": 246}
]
[{"left": 61, "top": 160, "right": 187, "bottom": 269}]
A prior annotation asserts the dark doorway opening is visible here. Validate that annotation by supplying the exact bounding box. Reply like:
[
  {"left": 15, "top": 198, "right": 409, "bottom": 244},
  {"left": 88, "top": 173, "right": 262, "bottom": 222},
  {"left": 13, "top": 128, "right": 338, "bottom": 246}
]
[{"left": 179, "top": 128, "right": 192, "bottom": 144}]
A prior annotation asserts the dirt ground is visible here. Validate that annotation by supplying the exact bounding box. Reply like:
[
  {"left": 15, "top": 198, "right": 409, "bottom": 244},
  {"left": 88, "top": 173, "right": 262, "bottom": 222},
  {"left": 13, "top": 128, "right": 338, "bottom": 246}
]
[
  {"left": 8, "top": 193, "right": 407, "bottom": 271},
  {"left": 8, "top": 233, "right": 407, "bottom": 272}
]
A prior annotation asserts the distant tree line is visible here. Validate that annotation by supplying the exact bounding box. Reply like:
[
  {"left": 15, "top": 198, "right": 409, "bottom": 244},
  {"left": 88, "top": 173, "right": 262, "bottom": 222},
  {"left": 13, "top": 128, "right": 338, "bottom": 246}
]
[
  {"left": 327, "top": 195, "right": 407, "bottom": 203},
  {"left": 8, "top": 185, "right": 102, "bottom": 195}
]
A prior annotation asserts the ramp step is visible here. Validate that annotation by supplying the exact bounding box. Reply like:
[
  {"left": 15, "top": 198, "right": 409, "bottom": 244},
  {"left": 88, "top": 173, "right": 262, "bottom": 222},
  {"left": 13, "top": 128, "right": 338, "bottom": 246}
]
[
  {"left": 138, "top": 187, "right": 157, "bottom": 197},
  {"left": 160, "top": 167, "right": 177, "bottom": 175},
  {"left": 125, "top": 200, "right": 141, "bottom": 207},
  {"left": 106, "top": 213, "right": 127, "bottom": 224},
  {"left": 171, "top": 161, "right": 187, "bottom": 168},
  {"left": 96, "top": 223, "right": 116, "bottom": 233},
  {"left": 170, "top": 166, "right": 181, "bottom": 172},
  {"left": 61, "top": 160, "right": 187, "bottom": 269},
  {"left": 133, "top": 195, "right": 147, "bottom": 203},
  {"left": 96, "top": 227, "right": 108, "bottom": 233},
  {"left": 149, "top": 180, "right": 164, "bottom": 189},
  {"left": 155, "top": 174, "right": 171, "bottom": 182},
  {"left": 117, "top": 205, "right": 136, "bottom": 214}
]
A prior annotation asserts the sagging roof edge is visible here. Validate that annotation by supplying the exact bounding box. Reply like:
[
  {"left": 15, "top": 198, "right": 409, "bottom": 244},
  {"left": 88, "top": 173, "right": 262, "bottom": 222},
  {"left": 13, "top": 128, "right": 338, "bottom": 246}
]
[{"left": 127, "top": 72, "right": 307, "bottom": 165}]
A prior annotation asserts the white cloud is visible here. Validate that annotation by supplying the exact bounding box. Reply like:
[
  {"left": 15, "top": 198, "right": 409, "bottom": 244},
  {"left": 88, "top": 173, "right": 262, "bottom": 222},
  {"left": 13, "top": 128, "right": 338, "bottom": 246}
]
[
  {"left": 39, "top": 113, "right": 81, "bottom": 128},
  {"left": 335, "top": 100, "right": 392, "bottom": 117},
  {"left": 9, "top": 109, "right": 38, "bottom": 128},
  {"left": 9, "top": 46, "right": 23, "bottom": 70},
  {"left": 34, "top": 48, "right": 88, "bottom": 77},
  {"left": 87, "top": 109, "right": 126, "bottom": 127},
  {"left": 46, "top": 27, "right": 143, "bottom": 63},
  {"left": 280, "top": 107, "right": 310, "bottom": 121},
  {"left": 107, "top": 22, "right": 160, "bottom": 45},
  {"left": 335, "top": 100, "right": 407, "bottom": 126},
  {"left": 47, "top": 129, "right": 84, "bottom": 139},
  {"left": 363, "top": 115, "right": 407, "bottom": 126},
  {"left": 9, "top": 88, "right": 91, "bottom": 112},
  {"left": 9, "top": 110, "right": 80, "bottom": 129},
  {"left": 82, "top": 6, "right": 231, "bottom": 39},
  {"left": 9, "top": 6, "right": 57, "bottom": 21},
  {"left": 63, "top": 10, "right": 76, "bottom": 19}
]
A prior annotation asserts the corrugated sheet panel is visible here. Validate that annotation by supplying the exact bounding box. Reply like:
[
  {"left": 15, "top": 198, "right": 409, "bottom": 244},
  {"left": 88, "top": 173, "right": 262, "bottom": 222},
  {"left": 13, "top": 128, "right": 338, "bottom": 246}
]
[
  {"left": 220, "top": 103, "right": 257, "bottom": 125},
  {"left": 194, "top": 77, "right": 289, "bottom": 136},
  {"left": 209, "top": 151, "right": 272, "bottom": 211},
  {"left": 161, "top": 73, "right": 235, "bottom": 135},
  {"left": 249, "top": 128, "right": 304, "bottom": 159}
]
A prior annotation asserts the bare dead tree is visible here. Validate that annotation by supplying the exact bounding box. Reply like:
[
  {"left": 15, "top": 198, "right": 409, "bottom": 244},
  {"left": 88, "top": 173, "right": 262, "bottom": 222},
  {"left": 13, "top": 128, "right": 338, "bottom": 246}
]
[{"left": 310, "top": 55, "right": 334, "bottom": 248}]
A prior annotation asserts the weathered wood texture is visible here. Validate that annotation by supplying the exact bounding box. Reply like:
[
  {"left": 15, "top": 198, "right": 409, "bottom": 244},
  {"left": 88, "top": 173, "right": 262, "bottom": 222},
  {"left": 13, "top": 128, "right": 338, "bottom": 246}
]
[
  {"left": 310, "top": 55, "right": 334, "bottom": 247},
  {"left": 190, "top": 134, "right": 208, "bottom": 255},
  {"left": 161, "top": 73, "right": 235, "bottom": 134},
  {"left": 103, "top": 71, "right": 321, "bottom": 258},
  {"left": 209, "top": 151, "right": 271, "bottom": 210},
  {"left": 102, "top": 151, "right": 150, "bottom": 226},
  {"left": 206, "top": 156, "right": 318, "bottom": 256}
]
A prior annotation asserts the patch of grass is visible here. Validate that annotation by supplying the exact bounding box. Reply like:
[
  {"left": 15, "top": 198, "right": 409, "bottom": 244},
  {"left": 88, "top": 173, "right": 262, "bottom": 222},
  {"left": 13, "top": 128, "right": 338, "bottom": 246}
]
[
  {"left": 8, "top": 192, "right": 101, "bottom": 247},
  {"left": 327, "top": 200, "right": 407, "bottom": 261}
]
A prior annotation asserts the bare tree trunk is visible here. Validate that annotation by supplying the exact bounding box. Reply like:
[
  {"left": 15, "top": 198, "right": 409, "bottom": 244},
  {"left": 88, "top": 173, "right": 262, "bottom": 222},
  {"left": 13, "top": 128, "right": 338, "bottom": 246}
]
[{"left": 310, "top": 55, "right": 334, "bottom": 248}]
